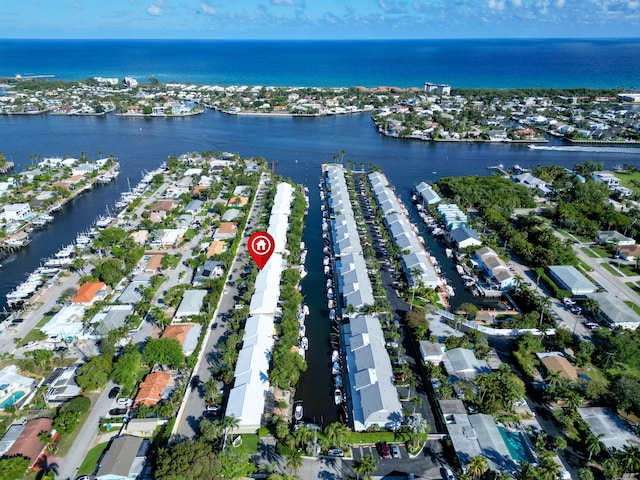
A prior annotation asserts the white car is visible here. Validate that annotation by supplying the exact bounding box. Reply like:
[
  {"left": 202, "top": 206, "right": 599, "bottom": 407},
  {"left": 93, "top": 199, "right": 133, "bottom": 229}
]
[{"left": 116, "top": 398, "right": 132, "bottom": 406}]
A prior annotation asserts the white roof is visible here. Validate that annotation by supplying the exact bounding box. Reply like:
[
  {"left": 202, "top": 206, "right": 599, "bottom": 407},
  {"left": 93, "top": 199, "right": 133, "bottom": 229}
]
[
  {"left": 41, "top": 305, "right": 85, "bottom": 338},
  {"left": 175, "top": 290, "right": 207, "bottom": 318},
  {"left": 250, "top": 285, "right": 279, "bottom": 315},
  {"left": 225, "top": 383, "right": 266, "bottom": 433}
]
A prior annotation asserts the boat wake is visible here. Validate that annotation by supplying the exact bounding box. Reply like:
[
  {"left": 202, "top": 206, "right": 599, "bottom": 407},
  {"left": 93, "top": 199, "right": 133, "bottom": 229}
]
[{"left": 528, "top": 144, "right": 640, "bottom": 154}]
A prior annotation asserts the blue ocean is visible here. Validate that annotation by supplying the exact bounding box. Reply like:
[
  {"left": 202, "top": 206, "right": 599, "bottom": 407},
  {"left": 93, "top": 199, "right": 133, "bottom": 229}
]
[{"left": 1, "top": 38, "right": 640, "bottom": 88}]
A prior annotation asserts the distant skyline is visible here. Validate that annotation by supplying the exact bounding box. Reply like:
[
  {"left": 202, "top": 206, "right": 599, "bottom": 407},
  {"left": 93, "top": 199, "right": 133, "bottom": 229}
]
[{"left": 2, "top": 0, "right": 639, "bottom": 40}]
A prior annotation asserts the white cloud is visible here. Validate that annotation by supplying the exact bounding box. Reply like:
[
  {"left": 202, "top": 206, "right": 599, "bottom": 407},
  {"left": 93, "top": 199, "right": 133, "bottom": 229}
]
[
  {"left": 271, "top": 0, "right": 296, "bottom": 5},
  {"left": 511, "top": 0, "right": 523, "bottom": 6},
  {"left": 488, "top": 0, "right": 506, "bottom": 9},
  {"left": 147, "top": 4, "right": 162, "bottom": 16},
  {"left": 556, "top": 0, "right": 565, "bottom": 6},
  {"left": 199, "top": 2, "right": 216, "bottom": 15}
]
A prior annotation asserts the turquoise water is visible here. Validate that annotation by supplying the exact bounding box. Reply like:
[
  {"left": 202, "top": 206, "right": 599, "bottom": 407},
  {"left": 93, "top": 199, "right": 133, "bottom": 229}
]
[
  {"left": 498, "top": 426, "right": 537, "bottom": 464},
  {"left": 0, "top": 390, "right": 26, "bottom": 408}
]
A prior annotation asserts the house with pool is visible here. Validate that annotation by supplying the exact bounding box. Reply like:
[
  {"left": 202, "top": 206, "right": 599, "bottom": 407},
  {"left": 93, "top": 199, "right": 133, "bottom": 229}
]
[{"left": 0, "top": 365, "right": 36, "bottom": 410}]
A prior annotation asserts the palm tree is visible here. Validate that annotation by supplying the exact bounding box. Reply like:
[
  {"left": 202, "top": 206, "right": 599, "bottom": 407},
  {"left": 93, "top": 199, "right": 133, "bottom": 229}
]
[
  {"left": 620, "top": 444, "right": 640, "bottom": 476},
  {"left": 538, "top": 456, "right": 561, "bottom": 480},
  {"left": 352, "top": 453, "right": 377, "bottom": 480},
  {"left": 409, "top": 267, "right": 422, "bottom": 311},
  {"left": 323, "top": 421, "right": 349, "bottom": 448},
  {"left": 585, "top": 433, "right": 605, "bottom": 461},
  {"left": 467, "top": 456, "right": 488, "bottom": 479},
  {"left": 284, "top": 449, "right": 303, "bottom": 475},
  {"left": 221, "top": 415, "right": 240, "bottom": 450}
]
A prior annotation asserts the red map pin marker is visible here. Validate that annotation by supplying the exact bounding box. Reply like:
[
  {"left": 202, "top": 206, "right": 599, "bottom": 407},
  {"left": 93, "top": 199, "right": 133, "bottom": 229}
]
[{"left": 248, "top": 231, "right": 275, "bottom": 270}]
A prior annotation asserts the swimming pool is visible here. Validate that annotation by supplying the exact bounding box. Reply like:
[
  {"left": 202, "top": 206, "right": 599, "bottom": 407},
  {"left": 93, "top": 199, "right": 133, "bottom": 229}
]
[
  {"left": 0, "top": 390, "right": 26, "bottom": 409},
  {"left": 498, "top": 426, "right": 537, "bottom": 464}
]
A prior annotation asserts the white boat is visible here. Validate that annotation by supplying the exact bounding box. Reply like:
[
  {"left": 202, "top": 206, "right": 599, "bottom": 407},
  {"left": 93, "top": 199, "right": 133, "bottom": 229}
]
[
  {"left": 323, "top": 256, "right": 330, "bottom": 266},
  {"left": 329, "top": 309, "right": 336, "bottom": 321},
  {"left": 294, "top": 403, "right": 303, "bottom": 421},
  {"left": 335, "top": 375, "right": 343, "bottom": 388},
  {"left": 302, "top": 304, "right": 309, "bottom": 316},
  {"left": 299, "top": 324, "right": 306, "bottom": 337},
  {"left": 332, "top": 362, "right": 340, "bottom": 375},
  {"left": 300, "top": 337, "right": 309, "bottom": 350},
  {"left": 334, "top": 389, "right": 343, "bottom": 405},
  {"left": 95, "top": 216, "right": 113, "bottom": 229},
  {"left": 445, "top": 248, "right": 453, "bottom": 258},
  {"left": 331, "top": 350, "right": 339, "bottom": 363}
]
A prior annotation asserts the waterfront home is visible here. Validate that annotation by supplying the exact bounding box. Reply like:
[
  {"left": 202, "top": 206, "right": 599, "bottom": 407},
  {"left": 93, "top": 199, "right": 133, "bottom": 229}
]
[
  {"left": 578, "top": 407, "right": 640, "bottom": 451},
  {"left": 130, "top": 230, "right": 149, "bottom": 245},
  {"left": 2, "top": 203, "right": 32, "bottom": 221},
  {"left": 71, "top": 162, "right": 98, "bottom": 176},
  {"left": 414, "top": 181, "right": 441, "bottom": 205},
  {"left": 448, "top": 226, "right": 482, "bottom": 250},
  {"left": 151, "top": 200, "right": 176, "bottom": 214},
  {"left": 71, "top": 281, "right": 107, "bottom": 305},
  {"left": 133, "top": 372, "right": 174, "bottom": 407},
  {"left": 95, "top": 435, "right": 150, "bottom": 480},
  {"left": 592, "top": 171, "right": 621, "bottom": 189},
  {"left": 0, "top": 365, "right": 36, "bottom": 410},
  {"left": 43, "top": 365, "right": 82, "bottom": 406},
  {"left": 474, "top": 246, "right": 516, "bottom": 290},
  {"left": 161, "top": 324, "right": 202, "bottom": 356},
  {"left": 3, "top": 418, "right": 57, "bottom": 470},
  {"left": 436, "top": 203, "right": 468, "bottom": 230},
  {"left": 345, "top": 314, "right": 403, "bottom": 431},
  {"left": 513, "top": 172, "right": 552, "bottom": 196}
]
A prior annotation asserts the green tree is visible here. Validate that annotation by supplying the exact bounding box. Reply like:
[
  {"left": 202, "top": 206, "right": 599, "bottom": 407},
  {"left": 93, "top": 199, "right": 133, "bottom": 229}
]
[
  {"left": 111, "top": 345, "right": 143, "bottom": 391},
  {"left": 585, "top": 433, "right": 605, "bottom": 461},
  {"left": 352, "top": 453, "right": 377, "bottom": 480},
  {"left": 284, "top": 450, "right": 303, "bottom": 475},
  {"left": 143, "top": 338, "right": 184, "bottom": 368},
  {"left": 0, "top": 455, "right": 30, "bottom": 480},
  {"left": 155, "top": 440, "right": 222, "bottom": 480},
  {"left": 467, "top": 456, "right": 488, "bottom": 479},
  {"left": 218, "top": 449, "right": 256, "bottom": 479},
  {"left": 76, "top": 355, "right": 112, "bottom": 391},
  {"left": 323, "top": 421, "right": 349, "bottom": 449}
]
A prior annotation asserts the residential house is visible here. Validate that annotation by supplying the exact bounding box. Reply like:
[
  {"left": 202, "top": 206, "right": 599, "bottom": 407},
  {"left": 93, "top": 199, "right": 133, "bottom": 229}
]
[
  {"left": 0, "top": 365, "right": 36, "bottom": 410},
  {"left": 449, "top": 227, "right": 482, "bottom": 250},
  {"left": 442, "top": 347, "right": 490, "bottom": 381},
  {"left": 95, "top": 435, "right": 150, "bottom": 480},
  {"left": 597, "top": 230, "right": 635, "bottom": 246},
  {"left": 91, "top": 305, "right": 134, "bottom": 337},
  {"left": 617, "top": 244, "right": 640, "bottom": 262},
  {"left": 537, "top": 352, "right": 578, "bottom": 382},
  {"left": 587, "top": 292, "right": 640, "bottom": 330},
  {"left": 150, "top": 200, "right": 175, "bottom": 214},
  {"left": 174, "top": 290, "right": 207, "bottom": 319},
  {"left": 206, "top": 240, "right": 226, "bottom": 257},
  {"left": 548, "top": 265, "right": 597, "bottom": 295},
  {"left": 213, "top": 222, "right": 238, "bottom": 240},
  {"left": 161, "top": 324, "right": 202, "bottom": 355},
  {"left": 4, "top": 418, "right": 57, "bottom": 470},
  {"left": 71, "top": 163, "right": 97, "bottom": 176},
  {"left": 192, "top": 260, "right": 224, "bottom": 286},
  {"left": 71, "top": 281, "right": 107, "bottom": 305},
  {"left": 144, "top": 254, "right": 164, "bottom": 275},
  {"left": 41, "top": 305, "right": 85, "bottom": 339},
  {"left": 592, "top": 171, "right": 621, "bottom": 188},
  {"left": 3, "top": 203, "right": 32, "bottom": 221},
  {"left": 43, "top": 365, "right": 82, "bottom": 406},
  {"left": 474, "top": 246, "right": 515, "bottom": 290},
  {"left": 513, "top": 172, "right": 552, "bottom": 195},
  {"left": 419, "top": 341, "right": 447, "bottom": 366},
  {"left": 184, "top": 199, "right": 203, "bottom": 215},
  {"left": 134, "top": 372, "right": 173, "bottom": 407}
]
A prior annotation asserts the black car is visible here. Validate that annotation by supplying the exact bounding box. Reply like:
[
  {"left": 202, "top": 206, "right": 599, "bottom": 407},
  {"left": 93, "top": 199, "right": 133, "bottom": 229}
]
[
  {"left": 108, "top": 386, "right": 121, "bottom": 399},
  {"left": 202, "top": 409, "right": 219, "bottom": 418},
  {"left": 109, "top": 407, "right": 128, "bottom": 416}
]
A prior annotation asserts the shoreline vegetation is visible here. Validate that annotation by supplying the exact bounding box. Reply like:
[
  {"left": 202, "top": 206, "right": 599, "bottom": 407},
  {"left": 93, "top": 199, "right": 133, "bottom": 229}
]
[{"left": 0, "top": 77, "right": 639, "bottom": 146}]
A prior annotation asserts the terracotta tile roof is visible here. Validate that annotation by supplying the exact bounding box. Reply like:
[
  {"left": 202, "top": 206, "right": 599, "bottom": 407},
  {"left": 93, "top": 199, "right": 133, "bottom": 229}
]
[
  {"left": 145, "top": 254, "right": 164, "bottom": 273},
  {"left": 5, "top": 418, "right": 53, "bottom": 468},
  {"left": 134, "top": 372, "right": 172, "bottom": 407},
  {"left": 71, "top": 281, "right": 106, "bottom": 303},
  {"left": 227, "top": 196, "right": 248, "bottom": 207},
  {"left": 151, "top": 200, "right": 175, "bottom": 212},
  {"left": 206, "top": 240, "right": 226, "bottom": 257},
  {"left": 217, "top": 222, "right": 237, "bottom": 234},
  {"left": 161, "top": 324, "right": 192, "bottom": 346},
  {"left": 192, "top": 185, "right": 207, "bottom": 195},
  {"left": 540, "top": 355, "right": 578, "bottom": 381}
]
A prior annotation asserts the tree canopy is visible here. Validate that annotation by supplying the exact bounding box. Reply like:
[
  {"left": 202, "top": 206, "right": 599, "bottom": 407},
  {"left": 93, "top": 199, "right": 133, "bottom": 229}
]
[{"left": 143, "top": 338, "right": 184, "bottom": 368}]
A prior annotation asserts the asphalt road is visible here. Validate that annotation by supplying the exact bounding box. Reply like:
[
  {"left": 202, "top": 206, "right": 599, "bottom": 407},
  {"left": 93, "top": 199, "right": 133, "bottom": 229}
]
[{"left": 173, "top": 173, "right": 268, "bottom": 440}]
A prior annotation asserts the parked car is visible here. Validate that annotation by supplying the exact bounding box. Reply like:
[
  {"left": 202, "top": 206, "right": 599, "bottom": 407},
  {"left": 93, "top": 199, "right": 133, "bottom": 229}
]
[
  {"left": 116, "top": 398, "right": 132, "bottom": 406},
  {"left": 202, "top": 409, "right": 219, "bottom": 418},
  {"left": 205, "top": 404, "right": 221, "bottom": 412},
  {"left": 108, "top": 386, "right": 121, "bottom": 399},
  {"left": 378, "top": 441, "right": 391, "bottom": 459},
  {"left": 109, "top": 407, "right": 128, "bottom": 416},
  {"left": 391, "top": 444, "right": 400, "bottom": 458},
  {"left": 327, "top": 448, "right": 344, "bottom": 457},
  {"left": 444, "top": 468, "right": 455, "bottom": 480}
]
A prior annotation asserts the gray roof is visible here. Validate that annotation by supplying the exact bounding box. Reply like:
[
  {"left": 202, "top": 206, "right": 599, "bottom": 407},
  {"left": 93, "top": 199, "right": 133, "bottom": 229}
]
[
  {"left": 221, "top": 208, "right": 242, "bottom": 221},
  {"left": 185, "top": 199, "right": 203, "bottom": 213},
  {"left": 468, "top": 414, "right": 518, "bottom": 471},
  {"left": 450, "top": 227, "right": 480, "bottom": 244},
  {"left": 175, "top": 289, "right": 208, "bottom": 317},
  {"left": 193, "top": 260, "right": 223, "bottom": 285},
  {"left": 548, "top": 265, "right": 597, "bottom": 294},
  {"left": 588, "top": 292, "right": 640, "bottom": 327},
  {"left": 118, "top": 275, "right": 152, "bottom": 305},
  {"left": 97, "top": 305, "right": 134, "bottom": 334},
  {"left": 96, "top": 435, "right": 149, "bottom": 479},
  {"left": 0, "top": 423, "right": 25, "bottom": 456},
  {"left": 444, "top": 348, "right": 490, "bottom": 380}
]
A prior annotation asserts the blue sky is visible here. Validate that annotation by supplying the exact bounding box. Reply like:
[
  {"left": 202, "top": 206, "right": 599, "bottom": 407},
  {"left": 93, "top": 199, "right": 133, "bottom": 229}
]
[{"left": 2, "top": 0, "right": 639, "bottom": 39}]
